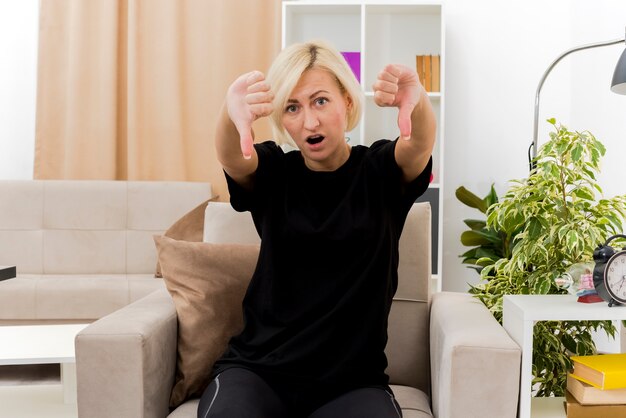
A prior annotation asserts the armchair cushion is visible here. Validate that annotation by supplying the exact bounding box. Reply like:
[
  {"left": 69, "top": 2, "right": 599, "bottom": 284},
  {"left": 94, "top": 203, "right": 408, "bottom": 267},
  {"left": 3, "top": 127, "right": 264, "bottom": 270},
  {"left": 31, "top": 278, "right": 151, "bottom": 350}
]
[{"left": 154, "top": 235, "right": 259, "bottom": 407}]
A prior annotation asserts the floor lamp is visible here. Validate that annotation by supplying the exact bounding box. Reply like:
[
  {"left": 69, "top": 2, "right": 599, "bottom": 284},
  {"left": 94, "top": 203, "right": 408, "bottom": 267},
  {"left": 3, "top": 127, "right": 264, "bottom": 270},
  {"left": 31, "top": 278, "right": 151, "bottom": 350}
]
[{"left": 530, "top": 28, "right": 626, "bottom": 170}]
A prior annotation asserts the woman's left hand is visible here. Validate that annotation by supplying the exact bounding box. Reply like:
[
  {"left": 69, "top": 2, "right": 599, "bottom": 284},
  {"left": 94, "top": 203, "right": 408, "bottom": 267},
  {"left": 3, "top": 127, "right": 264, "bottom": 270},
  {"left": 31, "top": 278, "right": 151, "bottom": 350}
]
[{"left": 372, "top": 64, "right": 423, "bottom": 141}]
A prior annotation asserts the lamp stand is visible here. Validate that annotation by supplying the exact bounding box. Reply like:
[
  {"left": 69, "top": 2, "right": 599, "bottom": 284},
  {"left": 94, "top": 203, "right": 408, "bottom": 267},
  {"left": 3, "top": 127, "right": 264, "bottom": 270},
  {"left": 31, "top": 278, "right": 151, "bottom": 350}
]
[{"left": 530, "top": 34, "right": 626, "bottom": 170}]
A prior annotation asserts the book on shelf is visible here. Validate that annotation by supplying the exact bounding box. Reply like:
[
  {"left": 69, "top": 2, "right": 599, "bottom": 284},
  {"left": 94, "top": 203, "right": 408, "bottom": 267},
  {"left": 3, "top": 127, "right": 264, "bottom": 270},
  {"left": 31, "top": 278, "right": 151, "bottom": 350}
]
[
  {"left": 0, "top": 265, "right": 16, "bottom": 281},
  {"left": 416, "top": 55, "right": 424, "bottom": 88},
  {"left": 431, "top": 55, "right": 440, "bottom": 92},
  {"left": 423, "top": 55, "right": 432, "bottom": 92},
  {"left": 570, "top": 353, "right": 626, "bottom": 390},
  {"left": 564, "top": 390, "right": 626, "bottom": 418},
  {"left": 567, "top": 374, "right": 626, "bottom": 405},
  {"left": 415, "top": 54, "right": 441, "bottom": 93},
  {"left": 340, "top": 51, "right": 360, "bottom": 83}
]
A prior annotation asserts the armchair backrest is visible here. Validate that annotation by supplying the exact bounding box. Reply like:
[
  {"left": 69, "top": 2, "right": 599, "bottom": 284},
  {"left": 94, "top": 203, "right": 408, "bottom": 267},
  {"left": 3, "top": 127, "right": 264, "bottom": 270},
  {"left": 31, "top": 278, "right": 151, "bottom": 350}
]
[
  {"left": 386, "top": 202, "right": 431, "bottom": 394},
  {"left": 203, "top": 202, "right": 431, "bottom": 394}
]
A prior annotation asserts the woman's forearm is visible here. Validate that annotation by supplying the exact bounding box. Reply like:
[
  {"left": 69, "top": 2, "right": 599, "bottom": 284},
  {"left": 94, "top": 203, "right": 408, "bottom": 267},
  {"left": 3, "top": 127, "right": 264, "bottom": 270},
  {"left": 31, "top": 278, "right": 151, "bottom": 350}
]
[{"left": 215, "top": 103, "right": 258, "bottom": 185}]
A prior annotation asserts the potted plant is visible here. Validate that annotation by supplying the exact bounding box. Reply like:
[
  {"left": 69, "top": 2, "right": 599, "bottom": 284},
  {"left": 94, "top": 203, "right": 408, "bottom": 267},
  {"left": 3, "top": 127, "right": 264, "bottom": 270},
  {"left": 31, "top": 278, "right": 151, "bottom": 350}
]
[{"left": 457, "top": 119, "right": 626, "bottom": 396}]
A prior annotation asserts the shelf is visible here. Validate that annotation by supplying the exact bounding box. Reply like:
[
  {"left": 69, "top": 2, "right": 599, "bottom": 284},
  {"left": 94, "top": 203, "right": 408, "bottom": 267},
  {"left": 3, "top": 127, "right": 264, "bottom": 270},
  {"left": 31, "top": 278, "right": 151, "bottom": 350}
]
[
  {"left": 283, "top": 3, "right": 361, "bottom": 52},
  {"left": 363, "top": 91, "right": 442, "bottom": 99}
]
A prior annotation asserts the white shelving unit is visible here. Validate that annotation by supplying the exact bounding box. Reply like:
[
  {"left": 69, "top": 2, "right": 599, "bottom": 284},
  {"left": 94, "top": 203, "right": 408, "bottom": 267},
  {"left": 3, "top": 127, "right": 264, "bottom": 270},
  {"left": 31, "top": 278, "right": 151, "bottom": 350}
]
[{"left": 282, "top": 0, "right": 445, "bottom": 291}]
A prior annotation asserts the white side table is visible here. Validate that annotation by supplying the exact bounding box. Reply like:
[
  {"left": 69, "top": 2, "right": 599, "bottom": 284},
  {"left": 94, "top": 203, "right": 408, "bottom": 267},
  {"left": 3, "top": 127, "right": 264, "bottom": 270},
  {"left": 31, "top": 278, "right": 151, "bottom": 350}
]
[
  {"left": 503, "top": 294, "right": 626, "bottom": 418},
  {"left": 0, "top": 323, "right": 88, "bottom": 404}
]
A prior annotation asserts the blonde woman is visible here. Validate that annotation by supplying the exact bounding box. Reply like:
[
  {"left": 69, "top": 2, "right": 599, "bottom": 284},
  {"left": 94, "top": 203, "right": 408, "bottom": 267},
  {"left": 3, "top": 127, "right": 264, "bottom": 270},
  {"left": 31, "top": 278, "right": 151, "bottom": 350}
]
[{"left": 199, "top": 40, "right": 436, "bottom": 418}]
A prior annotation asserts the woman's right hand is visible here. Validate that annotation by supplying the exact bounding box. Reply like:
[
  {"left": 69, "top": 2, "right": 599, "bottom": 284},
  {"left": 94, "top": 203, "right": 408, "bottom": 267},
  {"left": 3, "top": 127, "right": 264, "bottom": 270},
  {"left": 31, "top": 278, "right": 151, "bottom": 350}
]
[{"left": 226, "top": 71, "right": 274, "bottom": 159}]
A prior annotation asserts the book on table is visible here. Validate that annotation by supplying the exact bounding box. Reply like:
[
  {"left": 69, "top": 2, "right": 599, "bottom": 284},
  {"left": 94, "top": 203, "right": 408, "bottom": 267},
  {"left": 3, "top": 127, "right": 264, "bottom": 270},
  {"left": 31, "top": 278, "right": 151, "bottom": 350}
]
[
  {"left": 0, "top": 265, "right": 16, "bottom": 281},
  {"left": 570, "top": 352, "right": 626, "bottom": 390},
  {"left": 564, "top": 390, "right": 626, "bottom": 418},
  {"left": 567, "top": 374, "right": 626, "bottom": 405}
]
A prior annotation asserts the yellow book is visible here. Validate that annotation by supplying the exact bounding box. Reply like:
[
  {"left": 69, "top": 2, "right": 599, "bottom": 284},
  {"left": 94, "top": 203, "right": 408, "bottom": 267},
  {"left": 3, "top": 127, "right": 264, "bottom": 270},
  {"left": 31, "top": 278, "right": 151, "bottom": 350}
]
[{"left": 570, "top": 353, "right": 626, "bottom": 390}]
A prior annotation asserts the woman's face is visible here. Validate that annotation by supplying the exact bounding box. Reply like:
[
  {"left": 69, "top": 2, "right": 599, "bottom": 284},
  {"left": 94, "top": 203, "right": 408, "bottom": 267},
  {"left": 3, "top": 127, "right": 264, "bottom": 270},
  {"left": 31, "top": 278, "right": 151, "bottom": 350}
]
[{"left": 281, "top": 68, "right": 352, "bottom": 171}]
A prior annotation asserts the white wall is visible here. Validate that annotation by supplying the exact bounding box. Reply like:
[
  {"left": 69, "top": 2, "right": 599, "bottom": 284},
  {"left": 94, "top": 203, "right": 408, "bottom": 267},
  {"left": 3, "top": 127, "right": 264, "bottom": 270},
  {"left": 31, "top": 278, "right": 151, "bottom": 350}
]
[
  {"left": 1, "top": 0, "right": 625, "bottom": 293},
  {"left": 0, "top": 1, "right": 39, "bottom": 180},
  {"left": 442, "top": 0, "right": 626, "bottom": 291}
]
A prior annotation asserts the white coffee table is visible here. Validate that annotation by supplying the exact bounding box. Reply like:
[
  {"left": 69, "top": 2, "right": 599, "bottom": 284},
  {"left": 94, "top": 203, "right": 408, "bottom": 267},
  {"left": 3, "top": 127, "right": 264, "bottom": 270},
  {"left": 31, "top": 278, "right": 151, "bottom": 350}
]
[{"left": 0, "top": 323, "right": 89, "bottom": 404}]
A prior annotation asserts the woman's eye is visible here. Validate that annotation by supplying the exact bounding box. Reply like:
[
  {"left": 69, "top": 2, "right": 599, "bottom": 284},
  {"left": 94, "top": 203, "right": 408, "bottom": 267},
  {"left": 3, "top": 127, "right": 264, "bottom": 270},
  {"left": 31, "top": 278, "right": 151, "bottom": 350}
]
[
  {"left": 285, "top": 104, "right": 298, "bottom": 113},
  {"left": 315, "top": 97, "right": 328, "bottom": 106}
]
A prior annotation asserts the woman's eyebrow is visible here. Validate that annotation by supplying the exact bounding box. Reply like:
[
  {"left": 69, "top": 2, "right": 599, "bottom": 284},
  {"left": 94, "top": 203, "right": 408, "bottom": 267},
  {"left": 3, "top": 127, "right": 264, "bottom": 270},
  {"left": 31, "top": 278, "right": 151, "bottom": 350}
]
[
  {"left": 287, "top": 90, "right": 330, "bottom": 104},
  {"left": 309, "top": 90, "right": 329, "bottom": 99}
]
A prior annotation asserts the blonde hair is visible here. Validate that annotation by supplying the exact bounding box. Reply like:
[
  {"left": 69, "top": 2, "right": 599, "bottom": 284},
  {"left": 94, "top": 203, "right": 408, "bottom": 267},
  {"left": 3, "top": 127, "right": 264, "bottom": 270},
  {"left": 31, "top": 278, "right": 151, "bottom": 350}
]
[{"left": 266, "top": 40, "right": 363, "bottom": 146}]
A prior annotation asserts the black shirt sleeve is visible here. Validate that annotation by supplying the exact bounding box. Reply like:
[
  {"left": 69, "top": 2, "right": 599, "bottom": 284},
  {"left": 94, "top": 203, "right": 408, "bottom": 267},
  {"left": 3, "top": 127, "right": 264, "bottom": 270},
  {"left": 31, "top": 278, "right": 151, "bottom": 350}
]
[
  {"left": 224, "top": 141, "right": 285, "bottom": 212},
  {"left": 367, "top": 138, "right": 433, "bottom": 211}
]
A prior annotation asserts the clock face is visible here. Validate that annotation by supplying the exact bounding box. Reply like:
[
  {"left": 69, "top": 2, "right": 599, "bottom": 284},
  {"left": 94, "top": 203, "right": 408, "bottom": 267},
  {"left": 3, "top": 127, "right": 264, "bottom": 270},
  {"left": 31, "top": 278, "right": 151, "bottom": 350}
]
[{"left": 604, "top": 251, "right": 626, "bottom": 304}]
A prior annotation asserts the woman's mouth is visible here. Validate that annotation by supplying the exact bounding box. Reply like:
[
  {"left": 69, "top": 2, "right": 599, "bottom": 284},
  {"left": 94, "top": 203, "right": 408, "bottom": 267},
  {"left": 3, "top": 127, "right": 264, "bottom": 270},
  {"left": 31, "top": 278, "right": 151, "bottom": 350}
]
[{"left": 306, "top": 135, "right": 325, "bottom": 145}]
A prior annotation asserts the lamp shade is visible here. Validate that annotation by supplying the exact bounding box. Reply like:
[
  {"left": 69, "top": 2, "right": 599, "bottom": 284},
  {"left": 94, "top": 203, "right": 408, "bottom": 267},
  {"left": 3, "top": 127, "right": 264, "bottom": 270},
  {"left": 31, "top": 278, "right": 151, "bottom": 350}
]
[{"left": 611, "top": 48, "right": 626, "bottom": 95}]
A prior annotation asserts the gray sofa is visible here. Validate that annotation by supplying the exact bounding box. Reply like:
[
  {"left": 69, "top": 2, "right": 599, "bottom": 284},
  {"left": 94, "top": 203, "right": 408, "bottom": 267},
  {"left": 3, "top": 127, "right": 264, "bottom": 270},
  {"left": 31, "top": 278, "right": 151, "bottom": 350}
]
[
  {"left": 76, "top": 202, "right": 522, "bottom": 418},
  {"left": 0, "top": 180, "right": 212, "bottom": 324}
]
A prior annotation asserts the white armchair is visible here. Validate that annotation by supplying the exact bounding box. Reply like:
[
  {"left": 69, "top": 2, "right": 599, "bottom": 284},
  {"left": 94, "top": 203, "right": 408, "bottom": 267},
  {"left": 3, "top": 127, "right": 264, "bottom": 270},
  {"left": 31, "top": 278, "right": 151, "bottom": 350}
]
[{"left": 76, "top": 202, "right": 521, "bottom": 418}]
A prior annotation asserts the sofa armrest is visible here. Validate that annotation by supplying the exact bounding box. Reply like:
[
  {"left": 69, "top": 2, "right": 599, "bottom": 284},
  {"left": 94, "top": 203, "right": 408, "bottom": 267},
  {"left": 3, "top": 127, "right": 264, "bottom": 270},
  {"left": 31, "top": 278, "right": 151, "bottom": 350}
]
[
  {"left": 429, "top": 292, "right": 521, "bottom": 418},
  {"left": 76, "top": 288, "right": 177, "bottom": 418}
]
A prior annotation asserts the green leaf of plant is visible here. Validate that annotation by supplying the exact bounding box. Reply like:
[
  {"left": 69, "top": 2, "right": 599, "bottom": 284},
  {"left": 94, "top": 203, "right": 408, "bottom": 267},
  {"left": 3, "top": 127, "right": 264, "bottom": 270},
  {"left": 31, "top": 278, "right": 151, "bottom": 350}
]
[
  {"left": 461, "top": 230, "right": 492, "bottom": 246},
  {"left": 572, "top": 188, "right": 594, "bottom": 201},
  {"left": 561, "top": 333, "right": 577, "bottom": 354},
  {"left": 456, "top": 186, "right": 487, "bottom": 212},
  {"left": 463, "top": 219, "right": 487, "bottom": 230},
  {"left": 532, "top": 278, "right": 552, "bottom": 295},
  {"left": 475, "top": 257, "right": 495, "bottom": 267},
  {"left": 484, "top": 184, "right": 499, "bottom": 208},
  {"left": 565, "top": 232, "right": 579, "bottom": 252},
  {"left": 527, "top": 217, "right": 543, "bottom": 238},
  {"left": 571, "top": 144, "right": 583, "bottom": 162},
  {"left": 475, "top": 247, "right": 502, "bottom": 260}
]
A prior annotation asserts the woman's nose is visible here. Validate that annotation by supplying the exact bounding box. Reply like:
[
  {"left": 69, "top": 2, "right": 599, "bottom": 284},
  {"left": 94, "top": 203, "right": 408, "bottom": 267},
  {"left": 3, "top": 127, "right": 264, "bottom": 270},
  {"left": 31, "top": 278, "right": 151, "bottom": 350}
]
[{"left": 303, "top": 109, "right": 320, "bottom": 130}]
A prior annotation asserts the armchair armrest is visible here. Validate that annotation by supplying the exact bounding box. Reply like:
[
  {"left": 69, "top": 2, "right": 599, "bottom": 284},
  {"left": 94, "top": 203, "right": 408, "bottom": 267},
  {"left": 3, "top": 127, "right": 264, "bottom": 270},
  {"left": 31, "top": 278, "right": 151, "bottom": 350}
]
[
  {"left": 429, "top": 292, "right": 521, "bottom": 418},
  {"left": 76, "top": 288, "right": 177, "bottom": 418}
]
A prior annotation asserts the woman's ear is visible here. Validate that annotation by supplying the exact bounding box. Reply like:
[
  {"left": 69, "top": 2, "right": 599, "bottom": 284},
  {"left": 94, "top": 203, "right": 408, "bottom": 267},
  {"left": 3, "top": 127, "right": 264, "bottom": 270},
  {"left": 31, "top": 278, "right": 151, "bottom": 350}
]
[{"left": 345, "top": 93, "right": 353, "bottom": 110}]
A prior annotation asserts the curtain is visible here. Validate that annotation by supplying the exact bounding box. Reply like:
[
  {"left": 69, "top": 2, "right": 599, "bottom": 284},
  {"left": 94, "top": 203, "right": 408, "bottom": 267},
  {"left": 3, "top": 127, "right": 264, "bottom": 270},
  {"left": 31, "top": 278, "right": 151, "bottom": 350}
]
[{"left": 34, "top": 0, "right": 281, "bottom": 201}]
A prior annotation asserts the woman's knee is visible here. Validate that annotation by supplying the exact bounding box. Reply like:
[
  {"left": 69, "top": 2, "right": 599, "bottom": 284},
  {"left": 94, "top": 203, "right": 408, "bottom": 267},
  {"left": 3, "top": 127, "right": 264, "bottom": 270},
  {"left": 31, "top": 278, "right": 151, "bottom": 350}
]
[{"left": 197, "top": 368, "right": 290, "bottom": 418}]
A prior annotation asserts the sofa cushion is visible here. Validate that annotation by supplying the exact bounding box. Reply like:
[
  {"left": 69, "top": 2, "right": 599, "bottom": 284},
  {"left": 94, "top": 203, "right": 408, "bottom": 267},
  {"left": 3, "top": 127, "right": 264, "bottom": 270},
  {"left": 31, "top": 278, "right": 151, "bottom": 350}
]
[
  {"left": 0, "top": 275, "right": 163, "bottom": 321},
  {"left": 43, "top": 180, "right": 127, "bottom": 230},
  {"left": 203, "top": 202, "right": 260, "bottom": 245},
  {"left": 127, "top": 181, "right": 212, "bottom": 231},
  {"left": 0, "top": 230, "right": 44, "bottom": 274},
  {"left": 0, "top": 180, "right": 44, "bottom": 230},
  {"left": 154, "top": 235, "right": 259, "bottom": 408},
  {"left": 391, "top": 384, "right": 433, "bottom": 417}
]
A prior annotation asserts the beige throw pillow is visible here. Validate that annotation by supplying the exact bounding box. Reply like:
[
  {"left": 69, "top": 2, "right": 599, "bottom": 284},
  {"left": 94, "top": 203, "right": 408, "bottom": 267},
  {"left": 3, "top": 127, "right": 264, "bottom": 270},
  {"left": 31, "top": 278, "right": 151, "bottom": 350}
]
[
  {"left": 153, "top": 235, "right": 259, "bottom": 407},
  {"left": 155, "top": 199, "right": 212, "bottom": 278}
]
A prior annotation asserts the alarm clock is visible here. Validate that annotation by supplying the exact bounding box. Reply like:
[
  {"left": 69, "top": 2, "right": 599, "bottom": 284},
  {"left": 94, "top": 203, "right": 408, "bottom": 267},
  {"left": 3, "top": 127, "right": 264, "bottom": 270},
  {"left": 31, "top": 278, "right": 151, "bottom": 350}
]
[{"left": 593, "top": 234, "right": 626, "bottom": 307}]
